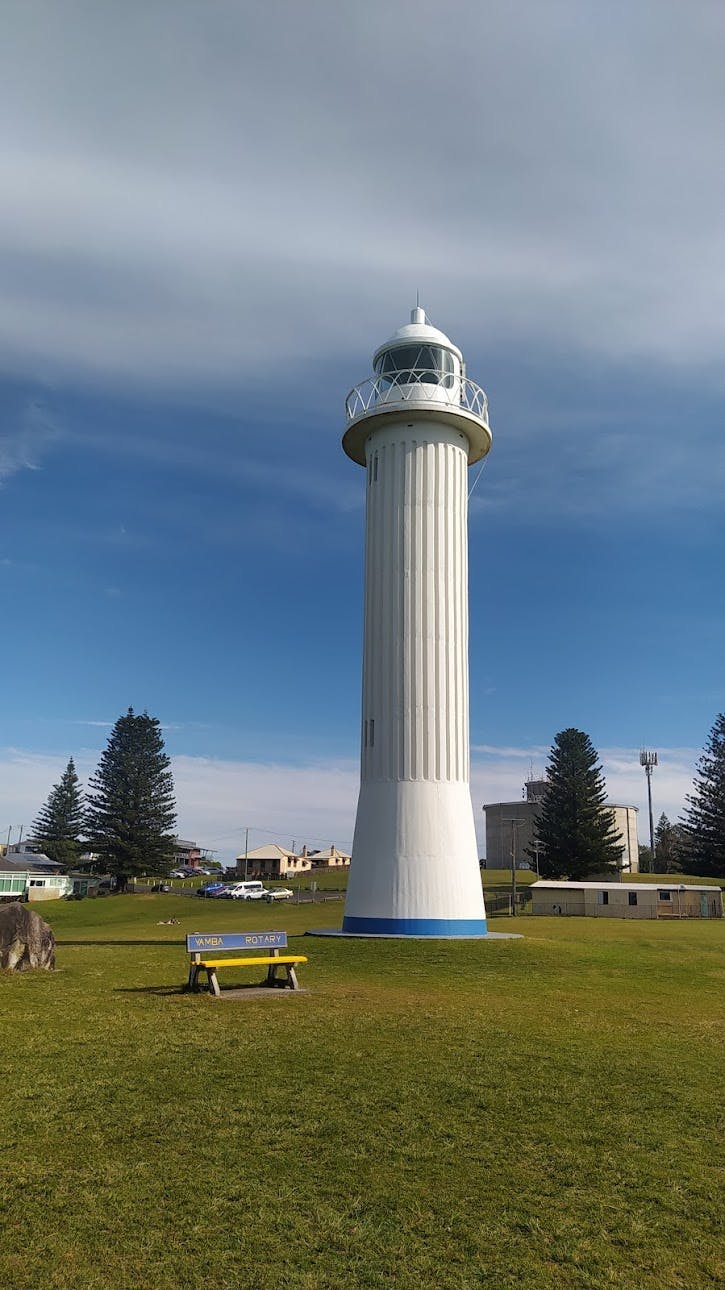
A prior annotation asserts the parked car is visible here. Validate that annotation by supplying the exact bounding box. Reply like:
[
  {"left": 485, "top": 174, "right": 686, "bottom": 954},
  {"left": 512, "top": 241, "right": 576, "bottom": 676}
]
[
  {"left": 152, "top": 882, "right": 171, "bottom": 892},
  {"left": 197, "top": 882, "right": 227, "bottom": 898},
  {"left": 227, "top": 881, "right": 269, "bottom": 901},
  {"left": 265, "top": 888, "right": 294, "bottom": 902}
]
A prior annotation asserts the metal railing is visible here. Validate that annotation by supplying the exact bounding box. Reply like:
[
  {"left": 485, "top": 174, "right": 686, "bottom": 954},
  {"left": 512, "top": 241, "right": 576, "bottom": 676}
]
[{"left": 345, "top": 371, "right": 489, "bottom": 424}]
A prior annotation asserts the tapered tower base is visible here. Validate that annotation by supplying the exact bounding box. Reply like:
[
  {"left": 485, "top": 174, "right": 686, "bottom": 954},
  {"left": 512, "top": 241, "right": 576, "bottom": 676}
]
[{"left": 342, "top": 780, "right": 487, "bottom": 937}]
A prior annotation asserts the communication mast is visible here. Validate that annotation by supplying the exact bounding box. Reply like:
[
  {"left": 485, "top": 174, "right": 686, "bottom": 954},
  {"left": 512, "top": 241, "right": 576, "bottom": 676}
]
[{"left": 639, "top": 750, "right": 658, "bottom": 863}]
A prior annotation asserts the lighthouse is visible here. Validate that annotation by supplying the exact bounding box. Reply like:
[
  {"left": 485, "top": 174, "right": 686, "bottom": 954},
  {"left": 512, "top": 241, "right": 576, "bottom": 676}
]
[{"left": 341, "top": 308, "right": 492, "bottom": 936}]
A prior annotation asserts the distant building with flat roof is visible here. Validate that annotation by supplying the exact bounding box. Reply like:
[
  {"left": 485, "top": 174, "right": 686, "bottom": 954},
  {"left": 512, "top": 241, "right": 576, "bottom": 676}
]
[{"left": 483, "top": 777, "right": 639, "bottom": 873}]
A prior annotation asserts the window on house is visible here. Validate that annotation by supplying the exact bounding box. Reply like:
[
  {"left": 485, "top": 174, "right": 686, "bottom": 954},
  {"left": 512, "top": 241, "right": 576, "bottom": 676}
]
[
  {"left": 658, "top": 890, "right": 671, "bottom": 901},
  {"left": 628, "top": 892, "right": 638, "bottom": 906},
  {"left": 597, "top": 891, "right": 609, "bottom": 905}
]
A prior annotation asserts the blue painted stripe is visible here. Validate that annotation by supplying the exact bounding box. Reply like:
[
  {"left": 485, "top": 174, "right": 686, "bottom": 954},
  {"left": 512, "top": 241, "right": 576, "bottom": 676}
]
[{"left": 341, "top": 916, "right": 488, "bottom": 937}]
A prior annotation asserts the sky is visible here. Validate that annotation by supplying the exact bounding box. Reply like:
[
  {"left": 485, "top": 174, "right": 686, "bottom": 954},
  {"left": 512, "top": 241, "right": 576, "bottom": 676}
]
[{"left": 1, "top": 1, "right": 724, "bottom": 862}]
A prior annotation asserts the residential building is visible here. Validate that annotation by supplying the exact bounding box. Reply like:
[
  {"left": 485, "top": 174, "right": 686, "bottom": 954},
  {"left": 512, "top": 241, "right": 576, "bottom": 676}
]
[
  {"left": 172, "top": 838, "right": 207, "bottom": 869},
  {"left": 302, "top": 844, "right": 351, "bottom": 869},
  {"left": 235, "top": 843, "right": 313, "bottom": 880},
  {"left": 0, "top": 856, "right": 72, "bottom": 902}
]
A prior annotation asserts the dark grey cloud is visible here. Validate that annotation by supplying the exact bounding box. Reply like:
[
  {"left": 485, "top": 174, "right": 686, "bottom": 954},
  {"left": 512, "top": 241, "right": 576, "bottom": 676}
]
[{"left": 1, "top": 0, "right": 725, "bottom": 391}]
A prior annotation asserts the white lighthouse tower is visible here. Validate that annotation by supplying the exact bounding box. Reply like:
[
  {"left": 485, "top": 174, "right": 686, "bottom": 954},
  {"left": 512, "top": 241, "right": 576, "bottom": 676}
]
[{"left": 341, "top": 308, "right": 491, "bottom": 936}]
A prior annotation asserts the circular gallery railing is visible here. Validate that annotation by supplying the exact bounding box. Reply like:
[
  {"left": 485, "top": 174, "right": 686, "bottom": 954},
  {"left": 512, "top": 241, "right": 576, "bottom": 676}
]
[{"left": 345, "top": 370, "right": 489, "bottom": 426}]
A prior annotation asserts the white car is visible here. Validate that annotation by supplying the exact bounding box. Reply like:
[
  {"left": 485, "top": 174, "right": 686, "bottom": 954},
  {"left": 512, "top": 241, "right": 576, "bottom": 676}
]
[
  {"left": 265, "top": 887, "right": 294, "bottom": 902},
  {"left": 227, "top": 881, "right": 269, "bottom": 901}
]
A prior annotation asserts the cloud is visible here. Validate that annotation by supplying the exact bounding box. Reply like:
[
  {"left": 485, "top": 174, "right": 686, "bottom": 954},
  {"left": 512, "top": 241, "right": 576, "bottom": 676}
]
[
  {"left": 1, "top": 1, "right": 725, "bottom": 395},
  {"left": 0, "top": 398, "right": 60, "bottom": 484},
  {"left": 1, "top": 741, "right": 699, "bottom": 864}
]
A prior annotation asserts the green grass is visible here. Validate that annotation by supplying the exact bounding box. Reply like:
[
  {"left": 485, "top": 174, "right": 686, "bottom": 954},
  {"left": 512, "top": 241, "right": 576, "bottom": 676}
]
[{"left": 1, "top": 894, "right": 723, "bottom": 1289}]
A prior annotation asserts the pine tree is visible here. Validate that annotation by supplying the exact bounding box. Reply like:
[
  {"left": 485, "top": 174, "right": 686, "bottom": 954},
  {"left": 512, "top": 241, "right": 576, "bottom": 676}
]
[
  {"left": 84, "top": 709, "right": 177, "bottom": 890},
  {"left": 530, "top": 728, "right": 623, "bottom": 879},
  {"left": 32, "top": 756, "right": 85, "bottom": 867},
  {"left": 680, "top": 713, "right": 725, "bottom": 879},
  {"left": 653, "top": 813, "right": 683, "bottom": 874}
]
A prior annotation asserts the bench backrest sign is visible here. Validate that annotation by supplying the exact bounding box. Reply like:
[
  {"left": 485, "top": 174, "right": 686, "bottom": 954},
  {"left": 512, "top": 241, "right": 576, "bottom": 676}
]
[{"left": 186, "top": 931, "right": 287, "bottom": 953}]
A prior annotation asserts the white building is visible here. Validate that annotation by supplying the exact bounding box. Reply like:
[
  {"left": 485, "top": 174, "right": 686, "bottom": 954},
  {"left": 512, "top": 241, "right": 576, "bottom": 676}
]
[
  {"left": 0, "top": 857, "right": 72, "bottom": 902},
  {"left": 531, "top": 880, "right": 723, "bottom": 920},
  {"left": 342, "top": 308, "right": 491, "bottom": 936}
]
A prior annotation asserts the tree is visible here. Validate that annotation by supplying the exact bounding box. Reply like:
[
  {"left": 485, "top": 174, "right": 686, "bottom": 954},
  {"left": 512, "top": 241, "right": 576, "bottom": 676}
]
[
  {"left": 32, "top": 757, "right": 85, "bottom": 867},
  {"left": 84, "top": 709, "right": 177, "bottom": 890},
  {"left": 530, "top": 728, "right": 623, "bottom": 880},
  {"left": 653, "top": 813, "right": 683, "bottom": 874},
  {"left": 638, "top": 844, "right": 654, "bottom": 874},
  {"left": 680, "top": 713, "right": 725, "bottom": 879}
]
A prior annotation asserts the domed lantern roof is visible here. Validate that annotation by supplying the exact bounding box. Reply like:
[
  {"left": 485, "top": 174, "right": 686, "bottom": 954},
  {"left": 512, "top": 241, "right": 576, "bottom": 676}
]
[{"left": 372, "top": 306, "right": 463, "bottom": 369}]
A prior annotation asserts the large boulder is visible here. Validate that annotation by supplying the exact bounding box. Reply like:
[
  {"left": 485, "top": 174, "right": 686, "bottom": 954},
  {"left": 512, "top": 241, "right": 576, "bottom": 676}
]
[{"left": 0, "top": 903, "right": 55, "bottom": 971}]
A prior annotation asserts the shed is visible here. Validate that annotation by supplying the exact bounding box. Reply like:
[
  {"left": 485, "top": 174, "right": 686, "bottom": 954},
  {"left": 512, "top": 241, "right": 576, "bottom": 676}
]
[{"left": 531, "top": 880, "right": 723, "bottom": 920}]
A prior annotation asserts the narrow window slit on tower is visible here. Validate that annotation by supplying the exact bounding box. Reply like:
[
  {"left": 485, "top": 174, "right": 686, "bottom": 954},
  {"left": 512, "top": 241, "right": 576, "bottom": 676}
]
[
  {"left": 369, "top": 718, "right": 375, "bottom": 747},
  {"left": 373, "top": 454, "right": 378, "bottom": 482}
]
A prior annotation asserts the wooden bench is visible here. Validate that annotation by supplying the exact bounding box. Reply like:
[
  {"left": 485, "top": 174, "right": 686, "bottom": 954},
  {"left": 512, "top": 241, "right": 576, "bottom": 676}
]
[{"left": 186, "top": 931, "right": 307, "bottom": 997}]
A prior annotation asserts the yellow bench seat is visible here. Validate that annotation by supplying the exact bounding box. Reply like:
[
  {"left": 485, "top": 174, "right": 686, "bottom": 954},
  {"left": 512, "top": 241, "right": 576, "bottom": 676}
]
[
  {"left": 189, "top": 951, "right": 308, "bottom": 996},
  {"left": 198, "top": 955, "right": 307, "bottom": 969}
]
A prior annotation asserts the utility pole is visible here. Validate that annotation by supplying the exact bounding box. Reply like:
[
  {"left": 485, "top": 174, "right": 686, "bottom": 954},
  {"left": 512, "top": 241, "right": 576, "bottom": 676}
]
[
  {"left": 503, "top": 818, "right": 524, "bottom": 916},
  {"left": 532, "top": 838, "right": 543, "bottom": 878},
  {"left": 639, "top": 750, "right": 658, "bottom": 865},
  {"left": 244, "top": 827, "right": 249, "bottom": 880}
]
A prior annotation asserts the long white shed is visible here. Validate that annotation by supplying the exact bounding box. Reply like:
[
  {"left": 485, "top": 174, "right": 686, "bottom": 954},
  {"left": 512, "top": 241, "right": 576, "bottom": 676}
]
[{"left": 531, "top": 880, "right": 723, "bottom": 920}]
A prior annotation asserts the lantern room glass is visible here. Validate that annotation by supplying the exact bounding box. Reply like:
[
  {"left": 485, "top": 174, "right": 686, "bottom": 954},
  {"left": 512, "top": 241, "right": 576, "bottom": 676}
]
[{"left": 374, "top": 345, "right": 456, "bottom": 388}]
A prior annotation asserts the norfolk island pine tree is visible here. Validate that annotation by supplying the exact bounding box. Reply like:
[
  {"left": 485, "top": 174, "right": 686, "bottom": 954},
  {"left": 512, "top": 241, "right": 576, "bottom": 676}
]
[
  {"left": 84, "top": 709, "right": 177, "bottom": 890},
  {"left": 32, "top": 756, "right": 85, "bottom": 868},
  {"left": 530, "top": 728, "right": 623, "bottom": 880},
  {"left": 680, "top": 712, "right": 725, "bottom": 879}
]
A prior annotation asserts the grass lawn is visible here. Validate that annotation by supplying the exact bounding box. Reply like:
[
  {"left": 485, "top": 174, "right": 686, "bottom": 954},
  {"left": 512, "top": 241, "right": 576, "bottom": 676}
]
[{"left": 1, "top": 895, "right": 722, "bottom": 1289}]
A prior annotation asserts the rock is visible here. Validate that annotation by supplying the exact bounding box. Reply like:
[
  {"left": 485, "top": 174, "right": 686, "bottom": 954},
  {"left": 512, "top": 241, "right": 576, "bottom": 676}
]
[{"left": 0, "top": 903, "right": 55, "bottom": 971}]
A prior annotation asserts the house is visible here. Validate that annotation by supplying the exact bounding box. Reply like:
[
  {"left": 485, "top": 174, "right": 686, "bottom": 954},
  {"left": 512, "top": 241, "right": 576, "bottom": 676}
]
[
  {"left": 172, "top": 838, "right": 207, "bottom": 869},
  {"left": 531, "top": 880, "right": 723, "bottom": 920},
  {"left": 303, "top": 844, "right": 351, "bottom": 869},
  {"left": 235, "top": 843, "right": 313, "bottom": 880},
  {"left": 0, "top": 856, "right": 72, "bottom": 902},
  {"left": 0, "top": 860, "right": 30, "bottom": 902}
]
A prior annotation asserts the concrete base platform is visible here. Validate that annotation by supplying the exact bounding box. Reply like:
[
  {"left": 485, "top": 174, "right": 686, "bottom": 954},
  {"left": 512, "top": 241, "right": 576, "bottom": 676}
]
[{"left": 306, "top": 929, "right": 523, "bottom": 940}]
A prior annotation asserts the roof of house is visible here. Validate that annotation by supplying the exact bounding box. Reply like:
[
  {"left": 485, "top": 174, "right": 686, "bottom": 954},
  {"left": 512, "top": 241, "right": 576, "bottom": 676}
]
[
  {"left": 0, "top": 855, "right": 59, "bottom": 874},
  {"left": 308, "top": 846, "right": 351, "bottom": 861},
  {"left": 531, "top": 880, "right": 721, "bottom": 893},
  {"left": 235, "top": 843, "right": 297, "bottom": 861}
]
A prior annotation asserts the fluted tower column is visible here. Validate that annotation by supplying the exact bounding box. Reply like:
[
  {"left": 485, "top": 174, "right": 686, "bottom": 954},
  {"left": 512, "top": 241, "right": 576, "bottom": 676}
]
[{"left": 341, "top": 308, "right": 492, "bottom": 936}]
